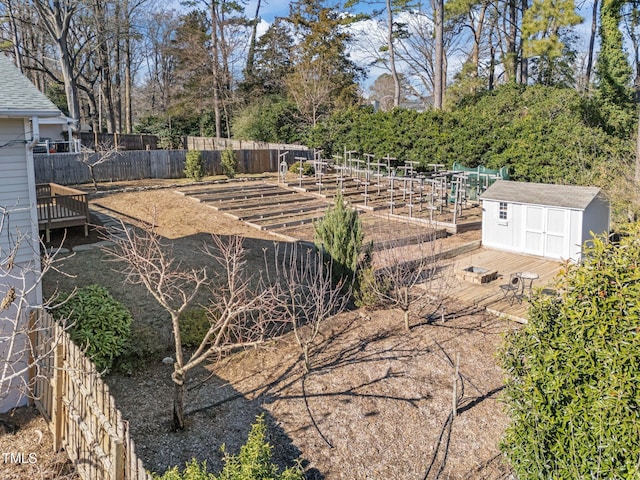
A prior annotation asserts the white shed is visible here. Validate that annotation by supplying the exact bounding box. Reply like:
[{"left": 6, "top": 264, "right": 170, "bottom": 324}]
[
  {"left": 0, "top": 55, "right": 65, "bottom": 412},
  {"left": 479, "top": 180, "right": 610, "bottom": 262}
]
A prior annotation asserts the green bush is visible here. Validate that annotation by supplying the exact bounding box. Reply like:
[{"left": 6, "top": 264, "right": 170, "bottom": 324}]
[
  {"left": 185, "top": 150, "right": 205, "bottom": 181},
  {"left": 216, "top": 414, "right": 303, "bottom": 480},
  {"left": 231, "top": 95, "right": 302, "bottom": 144},
  {"left": 354, "top": 264, "right": 389, "bottom": 308},
  {"left": 55, "top": 285, "right": 132, "bottom": 373},
  {"left": 221, "top": 148, "right": 237, "bottom": 179},
  {"left": 115, "top": 323, "right": 164, "bottom": 374},
  {"left": 306, "top": 84, "right": 633, "bottom": 181},
  {"left": 178, "top": 309, "right": 209, "bottom": 348},
  {"left": 152, "top": 459, "right": 214, "bottom": 480},
  {"left": 152, "top": 414, "right": 303, "bottom": 480},
  {"left": 314, "top": 192, "right": 364, "bottom": 287},
  {"left": 500, "top": 224, "right": 640, "bottom": 478},
  {"left": 288, "top": 161, "right": 314, "bottom": 176}
]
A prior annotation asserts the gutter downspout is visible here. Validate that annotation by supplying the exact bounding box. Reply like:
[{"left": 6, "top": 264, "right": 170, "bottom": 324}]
[
  {"left": 27, "top": 116, "right": 40, "bottom": 149},
  {"left": 26, "top": 116, "right": 43, "bottom": 305}
]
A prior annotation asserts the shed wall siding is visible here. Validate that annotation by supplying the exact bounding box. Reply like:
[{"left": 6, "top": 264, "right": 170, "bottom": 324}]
[
  {"left": 482, "top": 200, "right": 523, "bottom": 253},
  {"left": 483, "top": 199, "right": 595, "bottom": 261},
  {"left": 582, "top": 196, "right": 610, "bottom": 244},
  {"left": 568, "top": 209, "right": 584, "bottom": 261}
]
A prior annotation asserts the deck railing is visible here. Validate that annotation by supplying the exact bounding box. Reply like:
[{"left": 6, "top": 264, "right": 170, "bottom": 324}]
[{"left": 36, "top": 183, "right": 90, "bottom": 241}]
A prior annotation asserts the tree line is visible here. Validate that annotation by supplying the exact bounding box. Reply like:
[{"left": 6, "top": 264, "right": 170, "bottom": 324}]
[{"left": 1, "top": 0, "right": 637, "bottom": 145}]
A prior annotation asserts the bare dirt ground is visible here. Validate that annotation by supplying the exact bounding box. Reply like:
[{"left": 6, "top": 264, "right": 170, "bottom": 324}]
[{"left": 34, "top": 179, "right": 515, "bottom": 479}]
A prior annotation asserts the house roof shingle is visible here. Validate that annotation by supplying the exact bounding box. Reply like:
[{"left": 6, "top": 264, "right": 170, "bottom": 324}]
[
  {"left": 479, "top": 180, "right": 604, "bottom": 210},
  {"left": 0, "top": 55, "right": 62, "bottom": 117}
]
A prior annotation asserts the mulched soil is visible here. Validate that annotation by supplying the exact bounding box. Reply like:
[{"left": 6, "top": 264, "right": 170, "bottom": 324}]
[
  {"left": 0, "top": 406, "right": 78, "bottom": 480},
  {"left": 31, "top": 179, "right": 516, "bottom": 479},
  {"left": 105, "top": 304, "right": 516, "bottom": 479}
]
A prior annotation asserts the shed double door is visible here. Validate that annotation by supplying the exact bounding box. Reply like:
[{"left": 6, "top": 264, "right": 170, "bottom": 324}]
[{"left": 523, "top": 206, "right": 568, "bottom": 259}]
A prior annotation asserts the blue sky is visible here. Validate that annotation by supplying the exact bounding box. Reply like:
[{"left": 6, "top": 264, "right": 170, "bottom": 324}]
[
  {"left": 244, "top": 1, "right": 375, "bottom": 22},
  {"left": 244, "top": 1, "right": 290, "bottom": 22}
]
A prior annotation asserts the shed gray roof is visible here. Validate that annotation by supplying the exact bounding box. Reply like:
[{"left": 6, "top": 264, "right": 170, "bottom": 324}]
[
  {"left": 479, "top": 180, "right": 605, "bottom": 210},
  {"left": 0, "top": 55, "right": 62, "bottom": 117}
]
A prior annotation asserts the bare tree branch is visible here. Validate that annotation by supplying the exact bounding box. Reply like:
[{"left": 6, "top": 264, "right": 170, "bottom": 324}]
[
  {"left": 77, "top": 142, "right": 122, "bottom": 191},
  {"left": 0, "top": 206, "right": 71, "bottom": 410},
  {"left": 102, "top": 218, "right": 282, "bottom": 430},
  {"left": 362, "top": 220, "right": 451, "bottom": 330},
  {"left": 271, "top": 242, "right": 349, "bottom": 372}
]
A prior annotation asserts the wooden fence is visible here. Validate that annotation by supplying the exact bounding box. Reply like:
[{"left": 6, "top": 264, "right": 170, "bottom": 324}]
[
  {"left": 34, "top": 149, "right": 314, "bottom": 186},
  {"left": 184, "top": 136, "right": 309, "bottom": 152},
  {"left": 78, "top": 133, "right": 159, "bottom": 151},
  {"left": 30, "top": 311, "right": 151, "bottom": 480}
]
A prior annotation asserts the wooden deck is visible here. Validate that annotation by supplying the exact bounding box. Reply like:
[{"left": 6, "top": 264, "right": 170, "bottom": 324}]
[
  {"left": 36, "top": 183, "right": 90, "bottom": 242},
  {"left": 436, "top": 247, "right": 564, "bottom": 323}
]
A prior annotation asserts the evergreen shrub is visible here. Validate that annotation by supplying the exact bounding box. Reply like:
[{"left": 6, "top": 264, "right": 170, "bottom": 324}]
[
  {"left": 501, "top": 225, "right": 640, "bottom": 478},
  {"left": 288, "top": 161, "right": 314, "bottom": 176},
  {"left": 221, "top": 148, "right": 237, "bottom": 178},
  {"left": 314, "top": 192, "right": 364, "bottom": 287},
  {"left": 55, "top": 285, "right": 132, "bottom": 373},
  {"left": 178, "top": 309, "right": 209, "bottom": 347},
  {"left": 152, "top": 414, "right": 303, "bottom": 480},
  {"left": 185, "top": 150, "right": 205, "bottom": 181}
]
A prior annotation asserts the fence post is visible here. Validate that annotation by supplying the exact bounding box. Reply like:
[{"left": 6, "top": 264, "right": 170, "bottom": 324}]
[
  {"left": 113, "top": 440, "right": 125, "bottom": 480},
  {"left": 51, "top": 327, "right": 65, "bottom": 451}
]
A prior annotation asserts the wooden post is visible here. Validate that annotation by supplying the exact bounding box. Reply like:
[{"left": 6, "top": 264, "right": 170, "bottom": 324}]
[
  {"left": 113, "top": 439, "right": 125, "bottom": 480},
  {"left": 452, "top": 352, "right": 460, "bottom": 418},
  {"left": 51, "top": 327, "right": 65, "bottom": 451}
]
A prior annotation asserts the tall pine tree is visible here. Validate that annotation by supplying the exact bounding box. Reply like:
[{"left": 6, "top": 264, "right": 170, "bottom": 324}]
[
  {"left": 596, "top": 0, "right": 635, "bottom": 131},
  {"left": 521, "top": 0, "right": 582, "bottom": 85},
  {"left": 286, "top": 0, "right": 362, "bottom": 125}
]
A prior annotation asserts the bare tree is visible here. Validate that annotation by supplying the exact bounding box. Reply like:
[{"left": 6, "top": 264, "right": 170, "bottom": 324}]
[
  {"left": 434, "top": 0, "right": 445, "bottom": 109},
  {"left": 361, "top": 222, "right": 450, "bottom": 330},
  {"left": 77, "top": 143, "right": 122, "bottom": 192},
  {"left": 286, "top": 56, "right": 337, "bottom": 127},
  {"left": 31, "top": 0, "right": 82, "bottom": 124},
  {"left": 104, "top": 222, "right": 280, "bottom": 430},
  {"left": 271, "top": 243, "right": 349, "bottom": 373}
]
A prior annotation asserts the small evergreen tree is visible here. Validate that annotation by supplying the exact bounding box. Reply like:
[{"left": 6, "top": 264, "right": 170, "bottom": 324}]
[
  {"left": 216, "top": 414, "right": 303, "bottom": 480},
  {"left": 184, "top": 150, "right": 205, "bottom": 181},
  {"left": 314, "top": 192, "right": 364, "bottom": 286},
  {"left": 221, "top": 148, "right": 237, "bottom": 178},
  {"left": 152, "top": 414, "right": 303, "bottom": 480},
  {"left": 501, "top": 224, "right": 640, "bottom": 478}
]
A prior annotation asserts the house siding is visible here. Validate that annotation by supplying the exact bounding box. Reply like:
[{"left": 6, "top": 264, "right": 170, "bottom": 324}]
[
  {"left": 0, "top": 119, "right": 38, "bottom": 265},
  {"left": 0, "top": 57, "right": 61, "bottom": 413},
  {"left": 0, "top": 118, "right": 42, "bottom": 412},
  {"left": 0, "top": 270, "right": 40, "bottom": 412}
]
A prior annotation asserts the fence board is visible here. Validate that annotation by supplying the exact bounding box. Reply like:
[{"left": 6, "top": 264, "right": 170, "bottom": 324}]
[
  {"left": 34, "top": 149, "right": 314, "bottom": 185},
  {"left": 79, "top": 133, "right": 159, "bottom": 151},
  {"left": 30, "top": 312, "right": 152, "bottom": 480},
  {"left": 185, "top": 136, "right": 309, "bottom": 152}
]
